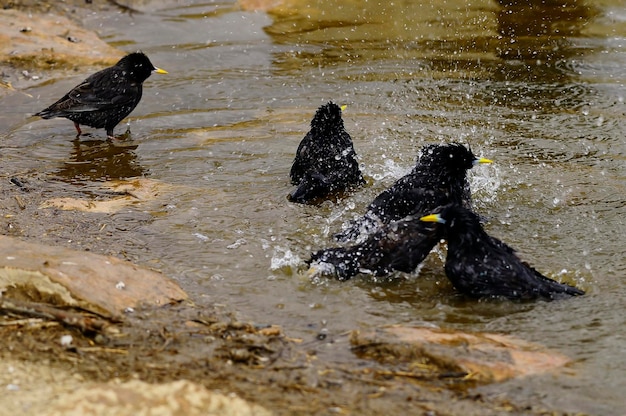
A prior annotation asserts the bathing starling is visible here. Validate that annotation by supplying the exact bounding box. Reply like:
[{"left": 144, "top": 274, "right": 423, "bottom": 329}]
[
  {"left": 420, "top": 205, "right": 585, "bottom": 300},
  {"left": 35, "top": 52, "right": 167, "bottom": 139},
  {"left": 289, "top": 102, "right": 364, "bottom": 203},
  {"left": 309, "top": 207, "right": 441, "bottom": 280},
  {"left": 335, "top": 143, "right": 492, "bottom": 242}
]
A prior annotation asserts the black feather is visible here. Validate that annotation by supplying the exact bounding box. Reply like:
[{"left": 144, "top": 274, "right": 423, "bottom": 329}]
[
  {"left": 289, "top": 102, "right": 364, "bottom": 203},
  {"left": 309, "top": 215, "right": 441, "bottom": 280},
  {"left": 423, "top": 205, "right": 585, "bottom": 300},
  {"left": 336, "top": 143, "right": 488, "bottom": 242},
  {"left": 35, "top": 52, "right": 165, "bottom": 138}
]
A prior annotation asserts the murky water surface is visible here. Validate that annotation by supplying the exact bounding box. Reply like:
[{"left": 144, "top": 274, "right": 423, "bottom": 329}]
[{"left": 3, "top": 0, "right": 626, "bottom": 413}]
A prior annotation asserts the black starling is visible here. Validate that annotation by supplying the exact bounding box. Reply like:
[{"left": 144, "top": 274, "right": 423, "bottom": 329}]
[
  {"left": 289, "top": 102, "right": 364, "bottom": 204},
  {"left": 420, "top": 205, "right": 585, "bottom": 300},
  {"left": 335, "top": 143, "right": 492, "bottom": 242},
  {"left": 35, "top": 52, "right": 167, "bottom": 139},
  {"left": 309, "top": 209, "right": 441, "bottom": 280}
]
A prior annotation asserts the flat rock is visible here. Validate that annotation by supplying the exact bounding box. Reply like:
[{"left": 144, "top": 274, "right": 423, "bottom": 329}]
[
  {"left": 0, "top": 9, "right": 122, "bottom": 71},
  {"left": 351, "top": 325, "right": 571, "bottom": 383},
  {"left": 40, "top": 178, "right": 178, "bottom": 213},
  {"left": 0, "top": 236, "right": 187, "bottom": 318},
  {"left": 45, "top": 379, "right": 273, "bottom": 416}
]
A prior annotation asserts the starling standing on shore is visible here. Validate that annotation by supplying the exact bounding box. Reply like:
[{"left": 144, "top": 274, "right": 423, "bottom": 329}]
[
  {"left": 289, "top": 102, "right": 364, "bottom": 204},
  {"left": 420, "top": 205, "right": 585, "bottom": 300},
  {"left": 35, "top": 52, "right": 167, "bottom": 139},
  {"left": 335, "top": 143, "right": 492, "bottom": 242}
]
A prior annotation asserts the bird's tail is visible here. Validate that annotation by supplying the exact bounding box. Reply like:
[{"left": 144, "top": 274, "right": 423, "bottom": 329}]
[
  {"left": 33, "top": 109, "right": 57, "bottom": 119},
  {"left": 535, "top": 271, "right": 585, "bottom": 299},
  {"left": 288, "top": 172, "right": 331, "bottom": 204}
]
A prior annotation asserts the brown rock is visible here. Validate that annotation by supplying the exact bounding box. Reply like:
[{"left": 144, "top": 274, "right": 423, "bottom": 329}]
[
  {"left": 0, "top": 9, "right": 122, "bottom": 71},
  {"left": 40, "top": 178, "right": 178, "bottom": 213},
  {"left": 351, "top": 325, "right": 572, "bottom": 383},
  {"left": 0, "top": 236, "right": 187, "bottom": 318}
]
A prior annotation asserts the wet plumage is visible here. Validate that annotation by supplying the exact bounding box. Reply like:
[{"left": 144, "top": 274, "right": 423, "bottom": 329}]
[
  {"left": 35, "top": 52, "right": 167, "bottom": 138},
  {"left": 335, "top": 143, "right": 491, "bottom": 242},
  {"left": 289, "top": 102, "right": 364, "bottom": 203},
  {"left": 420, "top": 205, "right": 585, "bottom": 300},
  {"left": 309, "top": 212, "right": 441, "bottom": 280}
]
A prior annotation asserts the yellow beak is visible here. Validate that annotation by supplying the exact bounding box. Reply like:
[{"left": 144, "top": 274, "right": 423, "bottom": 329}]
[
  {"left": 476, "top": 157, "right": 493, "bottom": 164},
  {"left": 419, "top": 213, "right": 444, "bottom": 223},
  {"left": 340, "top": 105, "right": 347, "bottom": 112},
  {"left": 154, "top": 67, "right": 168, "bottom": 74}
]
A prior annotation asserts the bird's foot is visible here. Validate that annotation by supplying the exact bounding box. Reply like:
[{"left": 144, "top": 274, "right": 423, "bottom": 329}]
[{"left": 107, "top": 130, "right": 131, "bottom": 141}]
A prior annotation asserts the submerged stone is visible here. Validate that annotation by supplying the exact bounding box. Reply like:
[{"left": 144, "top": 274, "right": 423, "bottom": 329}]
[
  {"left": 40, "top": 178, "right": 178, "bottom": 213},
  {"left": 351, "top": 325, "right": 571, "bottom": 384}
]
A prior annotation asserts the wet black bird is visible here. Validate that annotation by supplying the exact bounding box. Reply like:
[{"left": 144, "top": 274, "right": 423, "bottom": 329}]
[
  {"left": 335, "top": 143, "right": 492, "bottom": 242},
  {"left": 420, "top": 205, "right": 585, "bottom": 300},
  {"left": 309, "top": 209, "right": 441, "bottom": 280},
  {"left": 289, "top": 102, "right": 364, "bottom": 204},
  {"left": 35, "top": 52, "right": 167, "bottom": 139}
]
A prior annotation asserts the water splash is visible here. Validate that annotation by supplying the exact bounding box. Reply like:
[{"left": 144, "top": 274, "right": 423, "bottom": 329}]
[
  {"left": 366, "top": 157, "right": 411, "bottom": 181},
  {"left": 227, "top": 238, "right": 247, "bottom": 249},
  {"left": 470, "top": 162, "right": 502, "bottom": 206},
  {"left": 269, "top": 245, "right": 303, "bottom": 274},
  {"left": 193, "top": 232, "right": 210, "bottom": 242}
]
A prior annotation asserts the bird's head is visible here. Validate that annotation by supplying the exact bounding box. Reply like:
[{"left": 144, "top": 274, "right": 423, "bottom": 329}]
[
  {"left": 117, "top": 52, "right": 167, "bottom": 82},
  {"left": 311, "top": 101, "right": 345, "bottom": 133},
  {"left": 420, "top": 143, "right": 492, "bottom": 173},
  {"left": 420, "top": 204, "right": 481, "bottom": 233}
]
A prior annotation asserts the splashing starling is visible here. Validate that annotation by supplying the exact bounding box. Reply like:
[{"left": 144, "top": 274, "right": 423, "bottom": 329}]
[
  {"left": 335, "top": 143, "right": 492, "bottom": 242},
  {"left": 35, "top": 52, "right": 167, "bottom": 139},
  {"left": 309, "top": 211, "right": 441, "bottom": 281},
  {"left": 289, "top": 102, "right": 364, "bottom": 204},
  {"left": 420, "top": 205, "right": 585, "bottom": 300}
]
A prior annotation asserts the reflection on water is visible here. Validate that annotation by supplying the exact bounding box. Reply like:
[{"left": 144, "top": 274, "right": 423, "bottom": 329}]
[
  {"left": 55, "top": 139, "right": 145, "bottom": 182},
  {"left": 266, "top": 0, "right": 600, "bottom": 84},
  {"left": 493, "top": 0, "right": 598, "bottom": 83},
  {"left": 2, "top": 0, "right": 626, "bottom": 413}
]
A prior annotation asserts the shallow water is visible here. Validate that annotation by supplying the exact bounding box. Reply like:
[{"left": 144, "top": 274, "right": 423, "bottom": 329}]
[{"left": 3, "top": 0, "right": 626, "bottom": 413}]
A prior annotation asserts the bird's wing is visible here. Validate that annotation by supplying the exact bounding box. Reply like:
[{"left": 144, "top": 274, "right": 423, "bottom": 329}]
[
  {"left": 336, "top": 187, "right": 443, "bottom": 243},
  {"left": 385, "top": 220, "right": 442, "bottom": 273},
  {"left": 55, "top": 82, "right": 115, "bottom": 112},
  {"left": 313, "top": 218, "right": 441, "bottom": 279},
  {"left": 447, "top": 235, "right": 577, "bottom": 300},
  {"left": 63, "top": 68, "right": 140, "bottom": 112},
  {"left": 369, "top": 185, "right": 445, "bottom": 223},
  {"left": 482, "top": 237, "right": 583, "bottom": 297},
  {"left": 290, "top": 132, "right": 314, "bottom": 183},
  {"left": 444, "top": 235, "right": 529, "bottom": 298}
]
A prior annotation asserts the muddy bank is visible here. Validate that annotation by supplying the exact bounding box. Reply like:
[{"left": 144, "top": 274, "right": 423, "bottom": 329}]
[{"left": 0, "top": 2, "right": 578, "bottom": 415}]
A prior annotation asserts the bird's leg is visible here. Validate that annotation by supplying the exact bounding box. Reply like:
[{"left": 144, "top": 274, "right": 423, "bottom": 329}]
[
  {"left": 108, "top": 127, "right": 131, "bottom": 141},
  {"left": 106, "top": 128, "right": 119, "bottom": 140},
  {"left": 73, "top": 122, "right": 82, "bottom": 137}
]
